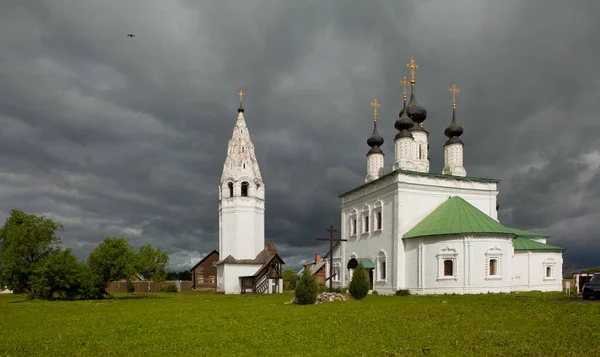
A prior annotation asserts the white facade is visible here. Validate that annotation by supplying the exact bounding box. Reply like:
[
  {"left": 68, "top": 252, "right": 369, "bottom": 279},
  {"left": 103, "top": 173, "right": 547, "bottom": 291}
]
[{"left": 442, "top": 143, "right": 466, "bottom": 177}]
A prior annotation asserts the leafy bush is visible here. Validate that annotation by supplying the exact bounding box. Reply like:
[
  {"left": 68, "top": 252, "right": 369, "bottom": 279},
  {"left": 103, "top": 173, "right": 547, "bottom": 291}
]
[
  {"left": 282, "top": 269, "right": 299, "bottom": 290},
  {"left": 160, "top": 284, "right": 178, "bottom": 293},
  {"left": 294, "top": 269, "right": 318, "bottom": 304},
  {"left": 348, "top": 263, "right": 369, "bottom": 300},
  {"left": 126, "top": 279, "right": 135, "bottom": 293},
  {"left": 395, "top": 289, "right": 411, "bottom": 296},
  {"left": 372, "top": 290, "right": 379, "bottom": 296}
]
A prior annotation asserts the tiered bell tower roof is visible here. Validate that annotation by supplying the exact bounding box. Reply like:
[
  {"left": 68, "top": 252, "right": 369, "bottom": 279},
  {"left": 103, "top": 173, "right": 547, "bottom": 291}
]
[{"left": 220, "top": 90, "right": 263, "bottom": 185}]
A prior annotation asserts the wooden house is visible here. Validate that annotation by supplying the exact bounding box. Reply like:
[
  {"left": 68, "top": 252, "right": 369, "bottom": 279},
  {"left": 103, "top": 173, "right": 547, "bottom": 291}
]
[{"left": 190, "top": 249, "right": 219, "bottom": 290}]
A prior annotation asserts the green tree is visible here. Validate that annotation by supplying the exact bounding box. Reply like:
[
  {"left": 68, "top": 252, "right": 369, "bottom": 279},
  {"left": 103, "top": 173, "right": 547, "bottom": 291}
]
[
  {"left": 29, "top": 248, "right": 83, "bottom": 300},
  {"left": 135, "top": 244, "right": 168, "bottom": 282},
  {"left": 0, "top": 209, "right": 64, "bottom": 293},
  {"left": 348, "top": 262, "right": 369, "bottom": 300},
  {"left": 294, "top": 268, "right": 319, "bottom": 305},
  {"left": 87, "top": 237, "right": 135, "bottom": 290},
  {"left": 282, "top": 268, "right": 298, "bottom": 290}
]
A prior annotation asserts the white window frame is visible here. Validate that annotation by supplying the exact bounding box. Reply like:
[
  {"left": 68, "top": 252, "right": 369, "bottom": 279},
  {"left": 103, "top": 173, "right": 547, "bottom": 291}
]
[
  {"left": 361, "top": 205, "right": 370, "bottom": 234},
  {"left": 436, "top": 247, "right": 458, "bottom": 281},
  {"left": 377, "top": 250, "right": 387, "bottom": 281},
  {"left": 543, "top": 258, "right": 556, "bottom": 280},
  {"left": 373, "top": 200, "right": 383, "bottom": 232},
  {"left": 485, "top": 247, "right": 503, "bottom": 280},
  {"left": 332, "top": 262, "right": 341, "bottom": 282},
  {"left": 349, "top": 210, "right": 358, "bottom": 236}
]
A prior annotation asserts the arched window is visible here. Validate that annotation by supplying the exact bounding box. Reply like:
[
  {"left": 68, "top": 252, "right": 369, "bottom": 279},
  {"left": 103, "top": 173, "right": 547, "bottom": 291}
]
[
  {"left": 443, "top": 260, "right": 453, "bottom": 276},
  {"left": 241, "top": 181, "right": 249, "bottom": 197},
  {"left": 227, "top": 182, "right": 233, "bottom": 197},
  {"left": 546, "top": 266, "right": 552, "bottom": 278},
  {"left": 378, "top": 250, "right": 387, "bottom": 280}
]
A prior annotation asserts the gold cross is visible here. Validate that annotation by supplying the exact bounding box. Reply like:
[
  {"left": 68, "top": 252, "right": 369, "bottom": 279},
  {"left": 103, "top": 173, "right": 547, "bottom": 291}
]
[
  {"left": 238, "top": 90, "right": 245, "bottom": 103},
  {"left": 370, "top": 98, "right": 380, "bottom": 121},
  {"left": 406, "top": 57, "right": 418, "bottom": 84},
  {"left": 400, "top": 76, "right": 408, "bottom": 101},
  {"left": 449, "top": 84, "right": 459, "bottom": 108}
]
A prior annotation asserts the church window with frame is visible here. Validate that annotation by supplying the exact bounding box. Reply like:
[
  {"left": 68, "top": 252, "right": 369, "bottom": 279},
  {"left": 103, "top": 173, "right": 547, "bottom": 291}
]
[
  {"left": 373, "top": 200, "right": 383, "bottom": 232},
  {"left": 377, "top": 250, "right": 387, "bottom": 281},
  {"left": 485, "top": 247, "right": 503, "bottom": 280},
  {"left": 228, "top": 182, "right": 233, "bottom": 197},
  {"left": 332, "top": 262, "right": 341, "bottom": 282},
  {"left": 241, "top": 181, "right": 249, "bottom": 197},
  {"left": 364, "top": 215, "right": 369, "bottom": 233},
  {"left": 543, "top": 258, "right": 556, "bottom": 280},
  {"left": 436, "top": 247, "right": 458, "bottom": 280},
  {"left": 376, "top": 210, "right": 382, "bottom": 230}
]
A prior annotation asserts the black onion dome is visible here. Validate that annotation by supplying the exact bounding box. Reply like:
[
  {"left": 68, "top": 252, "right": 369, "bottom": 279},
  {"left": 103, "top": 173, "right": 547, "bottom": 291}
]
[
  {"left": 444, "top": 107, "right": 464, "bottom": 145},
  {"left": 367, "top": 121, "right": 384, "bottom": 155},
  {"left": 394, "top": 102, "right": 414, "bottom": 140},
  {"left": 406, "top": 85, "right": 427, "bottom": 128}
]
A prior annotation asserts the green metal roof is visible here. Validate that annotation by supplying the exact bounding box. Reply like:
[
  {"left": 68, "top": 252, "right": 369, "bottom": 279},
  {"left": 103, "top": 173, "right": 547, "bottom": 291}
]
[
  {"left": 403, "top": 196, "right": 548, "bottom": 240},
  {"left": 513, "top": 237, "right": 564, "bottom": 252},
  {"left": 339, "top": 169, "right": 500, "bottom": 198}
]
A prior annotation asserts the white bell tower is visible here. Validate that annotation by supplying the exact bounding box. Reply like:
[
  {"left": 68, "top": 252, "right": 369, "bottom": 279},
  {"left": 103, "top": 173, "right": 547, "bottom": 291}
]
[{"left": 218, "top": 91, "right": 265, "bottom": 260}]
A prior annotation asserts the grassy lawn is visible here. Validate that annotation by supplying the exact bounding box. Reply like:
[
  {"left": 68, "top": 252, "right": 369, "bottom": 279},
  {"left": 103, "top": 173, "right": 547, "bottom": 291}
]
[{"left": 1, "top": 291, "right": 599, "bottom": 356}]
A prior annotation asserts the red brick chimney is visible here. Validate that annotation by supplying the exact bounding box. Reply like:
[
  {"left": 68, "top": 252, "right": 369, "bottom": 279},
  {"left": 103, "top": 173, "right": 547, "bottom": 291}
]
[{"left": 315, "top": 253, "right": 321, "bottom": 264}]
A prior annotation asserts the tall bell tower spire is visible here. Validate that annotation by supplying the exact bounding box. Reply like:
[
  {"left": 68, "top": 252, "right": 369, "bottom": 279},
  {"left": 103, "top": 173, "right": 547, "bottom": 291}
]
[{"left": 218, "top": 91, "right": 265, "bottom": 261}]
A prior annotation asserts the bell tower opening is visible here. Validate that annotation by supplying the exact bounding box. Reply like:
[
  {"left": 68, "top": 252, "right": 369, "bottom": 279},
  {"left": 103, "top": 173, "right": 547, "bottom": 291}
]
[
  {"left": 228, "top": 182, "right": 233, "bottom": 197},
  {"left": 241, "top": 181, "right": 249, "bottom": 197}
]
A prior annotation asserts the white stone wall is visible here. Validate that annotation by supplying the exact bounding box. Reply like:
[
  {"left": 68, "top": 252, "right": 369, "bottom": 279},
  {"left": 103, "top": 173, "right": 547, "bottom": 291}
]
[
  {"left": 219, "top": 197, "right": 264, "bottom": 260},
  {"left": 341, "top": 176, "right": 398, "bottom": 295},
  {"left": 365, "top": 153, "right": 384, "bottom": 183},
  {"left": 442, "top": 143, "right": 466, "bottom": 177},
  {"left": 403, "top": 235, "right": 513, "bottom": 294},
  {"left": 511, "top": 251, "right": 563, "bottom": 292},
  {"left": 217, "top": 263, "right": 263, "bottom": 294}
]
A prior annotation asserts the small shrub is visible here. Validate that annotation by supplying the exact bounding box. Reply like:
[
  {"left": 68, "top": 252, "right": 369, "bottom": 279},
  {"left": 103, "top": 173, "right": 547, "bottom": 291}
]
[
  {"left": 372, "top": 290, "right": 379, "bottom": 296},
  {"left": 295, "top": 269, "right": 319, "bottom": 305},
  {"left": 160, "top": 284, "right": 178, "bottom": 293},
  {"left": 348, "top": 263, "right": 369, "bottom": 300},
  {"left": 126, "top": 279, "right": 135, "bottom": 293},
  {"left": 395, "top": 289, "right": 411, "bottom": 296}
]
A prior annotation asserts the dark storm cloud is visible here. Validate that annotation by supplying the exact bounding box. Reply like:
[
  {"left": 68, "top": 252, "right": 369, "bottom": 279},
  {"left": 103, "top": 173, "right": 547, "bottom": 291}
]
[{"left": 1, "top": 0, "right": 599, "bottom": 271}]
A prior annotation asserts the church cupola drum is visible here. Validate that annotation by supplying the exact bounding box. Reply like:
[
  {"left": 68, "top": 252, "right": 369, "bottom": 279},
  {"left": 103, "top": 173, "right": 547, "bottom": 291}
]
[
  {"left": 394, "top": 76, "right": 417, "bottom": 171},
  {"left": 365, "top": 98, "right": 385, "bottom": 183},
  {"left": 218, "top": 91, "right": 265, "bottom": 261},
  {"left": 442, "top": 84, "right": 467, "bottom": 177}
]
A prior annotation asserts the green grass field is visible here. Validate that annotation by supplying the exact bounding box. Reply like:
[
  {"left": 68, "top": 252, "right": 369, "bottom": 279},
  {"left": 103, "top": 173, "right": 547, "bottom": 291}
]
[{"left": 1, "top": 291, "right": 598, "bottom": 356}]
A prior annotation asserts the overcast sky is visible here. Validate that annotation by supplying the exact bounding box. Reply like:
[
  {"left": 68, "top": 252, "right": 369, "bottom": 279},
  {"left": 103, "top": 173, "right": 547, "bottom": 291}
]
[{"left": 1, "top": 0, "right": 599, "bottom": 272}]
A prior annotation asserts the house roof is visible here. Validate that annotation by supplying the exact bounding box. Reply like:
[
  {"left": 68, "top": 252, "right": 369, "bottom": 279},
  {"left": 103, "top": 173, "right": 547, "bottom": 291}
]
[
  {"left": 403, "top": 196, "right": 547, "bottom": 240},
  {"left": 219, "top": 242, "right": 285, "bottom": 279},
  {"left": 340, "top": 169, "right": 500, "bottom": 198},
  {"left": 189, "top": 249, "right": 219, "bottom": 272},
  {"left": 513, "top": 237, "right": 564, "bottom": 252},
  {"left": 297, "top": 261, "right": 326, "bottom": 277}
]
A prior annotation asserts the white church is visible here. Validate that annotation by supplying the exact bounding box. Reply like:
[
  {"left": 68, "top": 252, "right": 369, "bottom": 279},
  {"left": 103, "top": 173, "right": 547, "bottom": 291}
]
[
  {"left": 325, "top": 57, "right": 564, "bottom": 295},
  {"left": 215, "top": 92, "right": 285, "bottom": 294}
]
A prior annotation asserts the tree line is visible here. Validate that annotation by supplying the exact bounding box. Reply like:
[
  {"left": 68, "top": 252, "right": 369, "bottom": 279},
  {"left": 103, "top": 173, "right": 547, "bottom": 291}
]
[{"left": 0, "top": 209, "right": 170, "bottom": 300}]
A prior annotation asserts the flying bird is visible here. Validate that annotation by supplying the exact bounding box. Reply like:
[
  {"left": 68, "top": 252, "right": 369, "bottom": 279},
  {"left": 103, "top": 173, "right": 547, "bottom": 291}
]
[{"left": 127, "top": 34, "right": 135, "bottom": 38}]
